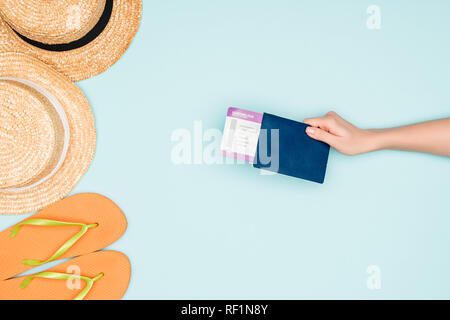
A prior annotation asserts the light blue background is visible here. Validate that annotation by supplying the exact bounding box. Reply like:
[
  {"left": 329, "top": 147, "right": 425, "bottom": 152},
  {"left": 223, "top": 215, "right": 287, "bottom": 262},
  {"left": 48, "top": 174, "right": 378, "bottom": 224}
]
[{"left": 2, "top": 0, "right": 450, "bottom": 299}]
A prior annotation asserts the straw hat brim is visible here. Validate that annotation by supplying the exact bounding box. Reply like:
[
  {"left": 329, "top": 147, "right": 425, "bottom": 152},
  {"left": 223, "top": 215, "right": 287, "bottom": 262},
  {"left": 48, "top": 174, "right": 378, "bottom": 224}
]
[
  {"left": 0, "top": 53, "right": 96, "bottom": 215},
  {"left": 0, "top": 0, "right": 142, "bottom": 82}
]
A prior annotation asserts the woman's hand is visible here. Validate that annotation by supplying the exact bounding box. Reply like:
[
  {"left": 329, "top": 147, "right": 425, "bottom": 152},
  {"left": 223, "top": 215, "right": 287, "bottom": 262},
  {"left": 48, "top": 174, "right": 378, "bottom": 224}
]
[
  {"left": 304, "top": 111, "right": 377, "bottom": 155},
  {"left": 304, "top": 111, "right": 450, "bottom": 157}
]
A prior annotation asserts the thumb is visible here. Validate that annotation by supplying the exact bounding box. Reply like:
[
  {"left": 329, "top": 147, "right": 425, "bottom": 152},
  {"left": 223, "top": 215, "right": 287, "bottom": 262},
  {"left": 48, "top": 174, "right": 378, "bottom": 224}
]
[
  {"left": 305, "top": 126, "right": 338, "bottom": 147},
  {"left": 303, "top": 117, "right": 331, "bottom": 131}
]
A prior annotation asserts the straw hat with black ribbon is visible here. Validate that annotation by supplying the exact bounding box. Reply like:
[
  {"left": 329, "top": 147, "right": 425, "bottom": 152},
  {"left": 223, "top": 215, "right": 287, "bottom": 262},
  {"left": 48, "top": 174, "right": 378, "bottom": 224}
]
[
  {"left": 0, "top": 0, "right": 142, "bottom": 82},
  {"left": 0, "top": 53, "right": 96, "bottom": 215}
]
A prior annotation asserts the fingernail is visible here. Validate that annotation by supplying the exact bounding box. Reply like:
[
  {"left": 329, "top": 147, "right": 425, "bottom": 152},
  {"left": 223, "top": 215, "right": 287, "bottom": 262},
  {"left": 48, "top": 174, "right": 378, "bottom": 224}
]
[{"left": 306, "top": 127, "right": 314, "bottom": 134}]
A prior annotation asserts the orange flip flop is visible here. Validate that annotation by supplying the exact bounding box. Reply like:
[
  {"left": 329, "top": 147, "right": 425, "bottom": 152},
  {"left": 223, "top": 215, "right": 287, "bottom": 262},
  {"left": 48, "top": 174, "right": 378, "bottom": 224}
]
[
  {"left": 0, "top": 251, "right": 131, "bottom": 300},
  {"left": 0, "top": 193, "right": 127, "bottom": 280}
]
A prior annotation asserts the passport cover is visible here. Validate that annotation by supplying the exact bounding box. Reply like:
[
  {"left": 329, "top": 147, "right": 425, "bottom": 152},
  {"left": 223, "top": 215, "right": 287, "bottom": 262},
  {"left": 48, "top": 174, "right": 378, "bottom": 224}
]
[{"left": 253, "top": 113, "right": 330, "bottom": 184}]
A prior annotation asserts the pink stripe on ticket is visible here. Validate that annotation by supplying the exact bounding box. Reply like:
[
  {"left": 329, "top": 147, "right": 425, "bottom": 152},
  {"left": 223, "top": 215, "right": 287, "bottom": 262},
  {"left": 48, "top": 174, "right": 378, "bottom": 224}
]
[
  {"left": 227, "top": 107, "right": 263, "bottom": 123},
  {"left": 221, "top": 150, "right": 255, "bottom": 163}
]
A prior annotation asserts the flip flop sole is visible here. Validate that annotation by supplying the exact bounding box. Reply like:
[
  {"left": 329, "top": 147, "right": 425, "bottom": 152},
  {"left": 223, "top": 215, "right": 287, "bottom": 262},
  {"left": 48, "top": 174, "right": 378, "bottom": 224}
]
[
  {"left": 0, "top": 251, "right": 131, "bottom": 300},
  {"left": 0, "top": 193, "right": 127, "bottom": 280}
]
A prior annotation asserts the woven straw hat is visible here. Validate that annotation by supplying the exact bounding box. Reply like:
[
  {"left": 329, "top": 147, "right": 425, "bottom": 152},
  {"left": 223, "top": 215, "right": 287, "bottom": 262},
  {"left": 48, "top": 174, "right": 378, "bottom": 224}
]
[
  {"left": 0, "top": 0, "right": 142, "bottom": 82},
  {"left": 0, "top": 53, "right": 96, "bottom": 215}
]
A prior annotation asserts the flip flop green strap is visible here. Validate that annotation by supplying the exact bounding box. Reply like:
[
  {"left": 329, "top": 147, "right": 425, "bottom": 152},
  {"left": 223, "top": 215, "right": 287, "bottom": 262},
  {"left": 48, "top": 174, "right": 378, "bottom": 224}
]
[
  {"left": 21, "top": 271, "right": 104, "bottom": 300},
  {"left": 10, "top": 219, "right": 99, "bottom": 266}
]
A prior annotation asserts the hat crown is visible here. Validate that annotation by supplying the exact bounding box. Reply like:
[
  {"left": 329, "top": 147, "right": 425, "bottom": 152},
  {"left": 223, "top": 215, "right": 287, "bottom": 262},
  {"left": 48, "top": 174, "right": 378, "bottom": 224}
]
[
  {"left": 0, "top": 0, "right": 106, "bottom": 44},
  {"left": 0, "top": 80, "right": 66, "bottom": 191}
]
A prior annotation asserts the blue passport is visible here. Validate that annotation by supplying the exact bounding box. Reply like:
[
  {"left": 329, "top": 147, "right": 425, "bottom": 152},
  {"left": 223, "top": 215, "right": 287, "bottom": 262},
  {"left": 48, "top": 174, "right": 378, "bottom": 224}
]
[{"left": 253, "top": 113, "right": 330, "bottom": 184}]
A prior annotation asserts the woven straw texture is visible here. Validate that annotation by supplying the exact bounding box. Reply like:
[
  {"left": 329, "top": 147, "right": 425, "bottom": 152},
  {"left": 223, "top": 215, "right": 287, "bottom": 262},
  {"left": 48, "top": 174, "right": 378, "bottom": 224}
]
[
  {"left": 0, "top": 80, "right": 64, "bottom": 190},
  {"left": 0, "top": 53, "right": 96, "bottom": 215},
  {"left": 0, "top": 0, "right": 106, "bottom": 44},
  {"left": 0, "top": 0, "right": 142, "bottom": 82}
]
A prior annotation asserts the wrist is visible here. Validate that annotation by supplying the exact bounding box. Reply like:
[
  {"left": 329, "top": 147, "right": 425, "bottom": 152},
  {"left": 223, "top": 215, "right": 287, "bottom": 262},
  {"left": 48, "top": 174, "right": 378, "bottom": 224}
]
[{"left": 366, "top": 129, "right": 389, "bottom": 152}]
